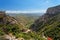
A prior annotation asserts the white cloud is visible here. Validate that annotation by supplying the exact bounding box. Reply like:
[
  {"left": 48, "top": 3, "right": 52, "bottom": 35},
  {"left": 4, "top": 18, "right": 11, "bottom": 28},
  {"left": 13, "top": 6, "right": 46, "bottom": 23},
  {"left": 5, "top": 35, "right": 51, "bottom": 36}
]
[
  {"left": 45, "top": 0, "right": 51, "bottom": 3},
  {"left": 46, "top": 1, "right": 49, "bottom": 3},
  {"left": 6, "top": 10, "right": 46, "bottom": 14}
]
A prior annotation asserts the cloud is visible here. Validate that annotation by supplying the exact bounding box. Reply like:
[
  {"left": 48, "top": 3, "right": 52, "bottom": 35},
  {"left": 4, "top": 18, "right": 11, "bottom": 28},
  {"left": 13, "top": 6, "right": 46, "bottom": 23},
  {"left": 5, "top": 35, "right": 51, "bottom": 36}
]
[
  {"left": 45, "top": 0, "right": 51, "bottom": 3},
  {"left": 46, "top": 1, "right": 49, "bottom": 3},
  {"left": 6, "top": 10, "right": 46, "bottom": 14}
]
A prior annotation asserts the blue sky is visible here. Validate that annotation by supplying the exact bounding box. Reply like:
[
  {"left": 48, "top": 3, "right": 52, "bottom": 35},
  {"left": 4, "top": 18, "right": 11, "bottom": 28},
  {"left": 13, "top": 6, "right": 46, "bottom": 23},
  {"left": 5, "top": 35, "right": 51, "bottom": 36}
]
[{"left": 0, "top": 0, "right": 60, "bottom": 13}]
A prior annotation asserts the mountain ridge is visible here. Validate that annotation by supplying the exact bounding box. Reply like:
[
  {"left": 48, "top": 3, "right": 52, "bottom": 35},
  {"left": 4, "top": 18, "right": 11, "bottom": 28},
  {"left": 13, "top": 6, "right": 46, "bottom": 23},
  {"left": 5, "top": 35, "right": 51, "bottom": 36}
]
[
  {"left": 29, "top": 5, "right": 60, "bottom": 40},
  {"left": 30, "top": 5, "right": 60, "bottom": 31}
]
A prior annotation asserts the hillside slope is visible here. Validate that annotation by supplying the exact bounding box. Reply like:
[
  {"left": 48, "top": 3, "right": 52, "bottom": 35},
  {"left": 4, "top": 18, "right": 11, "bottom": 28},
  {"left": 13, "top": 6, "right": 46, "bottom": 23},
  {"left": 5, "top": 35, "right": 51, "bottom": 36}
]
[
  {"left": 0, "top": 11, "right": 23, "bottom": 36},
  {"left": 0, "top": 11, "right": 46, "bottom": 40},
  {"left": 30, "top": 5, "right": 60, "bottom": 40}
]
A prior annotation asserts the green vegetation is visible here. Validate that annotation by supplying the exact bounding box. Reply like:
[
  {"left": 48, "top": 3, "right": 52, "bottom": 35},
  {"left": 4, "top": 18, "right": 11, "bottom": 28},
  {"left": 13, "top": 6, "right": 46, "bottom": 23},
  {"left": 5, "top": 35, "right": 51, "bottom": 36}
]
[
  {"left": 0, "top": 24, "right": 46, "bottom": 40},
  {"left": 42, "top": 13, "right": 60, "bottom": 40},
  {"left": 0, "top": 13, "right": 46, "bottom": 40},
  {"left": 31, "top": 13, "right": 60, "bottom": 40}
]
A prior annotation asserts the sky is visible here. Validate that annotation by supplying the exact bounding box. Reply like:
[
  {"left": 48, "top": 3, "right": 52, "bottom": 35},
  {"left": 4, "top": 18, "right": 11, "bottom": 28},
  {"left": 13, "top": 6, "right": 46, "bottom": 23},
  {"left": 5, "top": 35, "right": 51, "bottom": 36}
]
[{"left": 0, "top": 0, "right": 60, "bottom": 13}]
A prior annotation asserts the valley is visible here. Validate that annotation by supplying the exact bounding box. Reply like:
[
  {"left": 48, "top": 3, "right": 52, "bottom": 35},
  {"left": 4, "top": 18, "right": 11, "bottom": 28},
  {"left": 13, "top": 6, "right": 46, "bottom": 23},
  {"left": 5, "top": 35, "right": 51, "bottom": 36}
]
[{"left": 0, "top": 5, "right": 60, "bottom": 40}]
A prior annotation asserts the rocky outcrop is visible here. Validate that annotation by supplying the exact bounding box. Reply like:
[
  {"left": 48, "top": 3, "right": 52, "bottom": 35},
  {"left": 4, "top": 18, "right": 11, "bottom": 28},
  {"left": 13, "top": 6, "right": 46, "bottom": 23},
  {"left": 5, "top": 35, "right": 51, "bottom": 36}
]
[
  {"left": 0, "top": 11, "right": 18, "bottom": 25},
  {"left": 0, "top": 11, "right": 7, "bottom": 24}
]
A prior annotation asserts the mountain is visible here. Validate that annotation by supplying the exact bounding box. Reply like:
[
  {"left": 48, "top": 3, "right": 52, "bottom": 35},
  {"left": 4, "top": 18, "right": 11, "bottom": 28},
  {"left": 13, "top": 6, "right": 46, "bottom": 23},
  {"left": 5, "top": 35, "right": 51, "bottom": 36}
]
[
  {"left": 30, "top": 5, "right": 60, "bottom": 40},
  {"left": 0, "top": 11, "right": 24, "bottom": 36},
  {"left": 0, "top": 11, "right": 46, "bottom": 40}
]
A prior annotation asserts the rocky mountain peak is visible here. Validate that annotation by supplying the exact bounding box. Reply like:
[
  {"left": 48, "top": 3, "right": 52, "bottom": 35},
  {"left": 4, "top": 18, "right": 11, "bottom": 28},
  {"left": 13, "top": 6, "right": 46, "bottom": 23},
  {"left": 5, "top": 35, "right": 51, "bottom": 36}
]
[{"left": 46, "top": 5, "right": 60, "bottom": 15}]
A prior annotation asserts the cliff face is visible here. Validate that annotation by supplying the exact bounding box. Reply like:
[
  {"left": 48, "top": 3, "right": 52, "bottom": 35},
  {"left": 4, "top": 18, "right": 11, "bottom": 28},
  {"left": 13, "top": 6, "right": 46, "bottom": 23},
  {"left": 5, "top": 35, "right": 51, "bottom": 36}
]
[
  {"left": 30, "top": 5, "right": 60, "bottom": 31},
  {"left": 46, "top": 5, "right": 60, "bottom": 15}
]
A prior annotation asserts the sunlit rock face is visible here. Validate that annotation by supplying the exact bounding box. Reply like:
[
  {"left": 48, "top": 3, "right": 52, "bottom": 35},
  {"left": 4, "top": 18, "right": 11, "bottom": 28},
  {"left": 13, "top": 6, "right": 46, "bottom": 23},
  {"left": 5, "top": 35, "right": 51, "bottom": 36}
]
[{"left": 0, "top": 11, "right": 18, "bottom": 25}]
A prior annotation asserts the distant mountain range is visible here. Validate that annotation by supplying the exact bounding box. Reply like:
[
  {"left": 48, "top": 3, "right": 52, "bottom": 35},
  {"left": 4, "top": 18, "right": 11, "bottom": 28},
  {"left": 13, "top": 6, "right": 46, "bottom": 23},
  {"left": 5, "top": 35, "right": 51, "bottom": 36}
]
[{"left": 6, "top": 13, "right": 44, "bottom": 17}]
